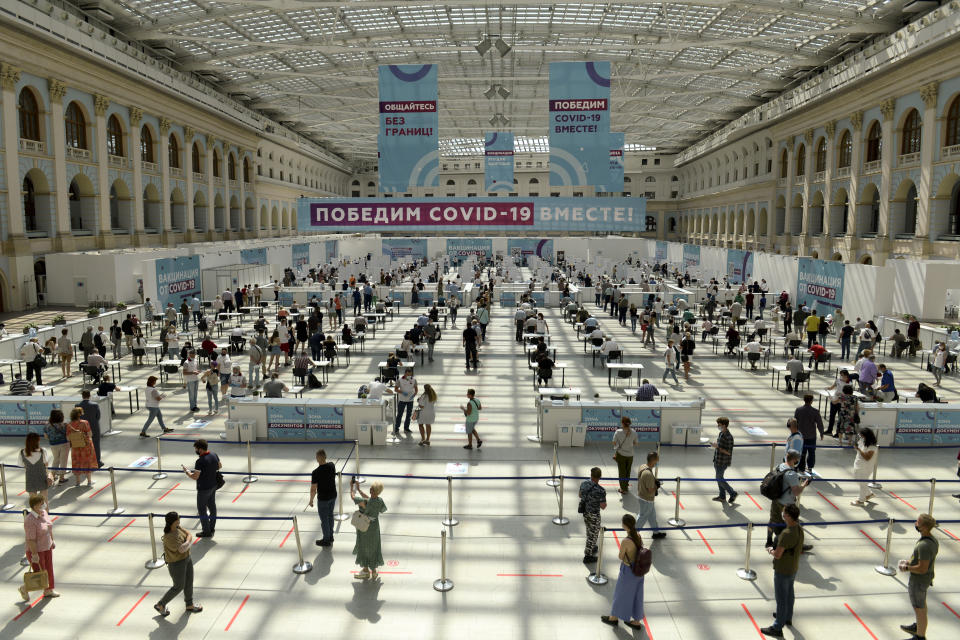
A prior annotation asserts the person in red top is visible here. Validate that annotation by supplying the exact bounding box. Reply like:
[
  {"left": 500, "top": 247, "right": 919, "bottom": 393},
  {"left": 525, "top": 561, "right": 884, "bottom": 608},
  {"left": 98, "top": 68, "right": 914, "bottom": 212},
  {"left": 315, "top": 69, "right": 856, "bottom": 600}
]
[
  {"left": 201, "top": 336, "right": 218, "bottom": 358},
  {"left": 808, "top": 342, "right": 828, "bottom": 371}
]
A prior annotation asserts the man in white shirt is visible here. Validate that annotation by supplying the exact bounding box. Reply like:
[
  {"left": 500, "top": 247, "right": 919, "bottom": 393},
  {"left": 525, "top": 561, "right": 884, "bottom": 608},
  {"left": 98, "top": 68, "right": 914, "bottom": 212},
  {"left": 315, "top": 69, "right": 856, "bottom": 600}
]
[
  {"left": 366, "top": 377, "right": 394, "bottom": 401},
  {"left": 611, "top": 417, "right": 638, "bottom": 494},
  {"left": 600, "top": 337, "right": 621, "bottom": 360},
  {"left": 744, "top": 339, "right": 764, "bottom": 369},
  {"left": 393, "top": 369, "right": 418, "bottom": 435},
  {"left": 662, "top": 340, "right": 679, "bottom": 384}
]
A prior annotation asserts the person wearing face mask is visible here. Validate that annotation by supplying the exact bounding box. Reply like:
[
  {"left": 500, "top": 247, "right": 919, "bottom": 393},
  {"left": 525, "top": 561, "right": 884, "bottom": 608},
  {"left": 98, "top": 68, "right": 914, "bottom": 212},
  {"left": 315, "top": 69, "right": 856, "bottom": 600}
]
[
  {"left": 898, "top": 513, "right": 939, "bottom": 640},
  {"left": 711, "top": 417, "right": 737, "bottom": 504}
]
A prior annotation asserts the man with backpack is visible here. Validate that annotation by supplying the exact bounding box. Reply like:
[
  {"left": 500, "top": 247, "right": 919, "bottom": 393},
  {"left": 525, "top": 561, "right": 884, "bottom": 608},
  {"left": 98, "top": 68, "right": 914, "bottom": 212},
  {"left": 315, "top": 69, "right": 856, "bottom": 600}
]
[
  {"left": 763, "top": 451, "right": 811, "bottom": 549},
  {"left": 760, "top": 503, "right": 805, "bottom": 638}
]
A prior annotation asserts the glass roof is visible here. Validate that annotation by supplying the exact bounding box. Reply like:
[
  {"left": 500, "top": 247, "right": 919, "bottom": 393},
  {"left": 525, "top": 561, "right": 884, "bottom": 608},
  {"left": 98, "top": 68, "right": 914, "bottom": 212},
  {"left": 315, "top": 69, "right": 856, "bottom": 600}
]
[{"left": 93, "top": 1, "right": 907, "bottom": 165}]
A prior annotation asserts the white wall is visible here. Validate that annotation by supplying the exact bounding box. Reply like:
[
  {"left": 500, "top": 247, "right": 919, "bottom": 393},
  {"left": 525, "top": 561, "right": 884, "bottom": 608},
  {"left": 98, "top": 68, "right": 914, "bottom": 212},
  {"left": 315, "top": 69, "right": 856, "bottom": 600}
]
[
  {"left": 842, "top": 264, "right": 894, "bottom": 322},
  {"left": 891, "top": 259, "right": 925, "bottom": 318}
]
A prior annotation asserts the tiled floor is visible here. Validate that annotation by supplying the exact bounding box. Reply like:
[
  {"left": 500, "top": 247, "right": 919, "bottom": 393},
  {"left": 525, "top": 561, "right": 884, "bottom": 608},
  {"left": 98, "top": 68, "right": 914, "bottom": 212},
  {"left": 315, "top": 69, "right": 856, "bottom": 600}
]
[{"left": 0, "top": 297, "right": 958, "bottom": 639}]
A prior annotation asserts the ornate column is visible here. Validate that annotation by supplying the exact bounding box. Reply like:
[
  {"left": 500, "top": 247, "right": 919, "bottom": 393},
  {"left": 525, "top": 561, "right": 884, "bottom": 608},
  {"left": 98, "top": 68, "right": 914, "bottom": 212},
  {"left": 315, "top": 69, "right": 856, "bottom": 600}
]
[
  {"left": 800, "top": 129, "right": 813, "bottom": 247},
  {"left": 237, "top": 148, "right": 247, "bottom": 236},
  {"left": 847, "top": 111, "right": 863, "bottom": 239},
  {"left": 94, "top": 93, "right": 113, "bottom": 247},
  {"left": 824, "top": 121, "right": 836, "bottom": 237},
  {"left": 205, "top": 134, "right": 216, "bottom": 238},
  {"left": 1, "top": 64, "right": 24, "bottom": 244},
  {"left": 183, "top": 125, "right": 195, "bottom": 239},
  {"left": 129, "top": 106, "right": 145, "bottom": 242},
  {"left": 48, "top": 78, "right": 72, "bottom": 246},
  {"left": 879, "top": 98, "right": 895, "bottom": 240},
  {"left": 158, "top": 117, "right": 172, "bottom": 245},
  {"left": 918, "top": 81, "right": 938, "bottom": 241},
  {"left": 783, "top": 137, "right": 796, "bottom": 246},
  {"left": 223, "top": 145, "right": 234, "bottom": 238}
]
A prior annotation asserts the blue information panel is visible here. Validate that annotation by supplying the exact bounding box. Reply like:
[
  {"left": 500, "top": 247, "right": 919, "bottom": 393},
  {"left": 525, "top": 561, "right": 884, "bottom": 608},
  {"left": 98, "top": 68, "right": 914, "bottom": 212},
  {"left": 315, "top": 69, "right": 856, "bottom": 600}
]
[
  {"left": 241, "top": 248, "right": 267, "bottom": 265},
  {"left": 549, "top": 62, "right": 610, "bottom": 187},
  {"left": 726, "top": 249, "right": 754, "bottom": 285},
  {"left": 500, "top": 291, "right": 516, "bottom": 308},
  {"left": 796, "top": 257, "right": 846, "bottom": 311},
  {"left": 292, "top": 244, "right": 310, "bottom": 270},
  {"left": 27, "top": 400, "right": 62, "bottom": 436},
  {"left": 602, "top": 132, "right": 624, "bottom": 193},
  {"left": 156, "top": 256, "right": 201, "bottom": 310},
  {"left": 507, "top": 238, "right": 554, "bottom": 264},
  {"left": 896, "top": 409, "right": 935, "bottom": 445},
  {"left": 446, "top": 239, "right": 493, "bottom": 261},
  {"left": 0, "top": 401, "right": 28, "bottom": 435},
  {"left": 683, "top": 244, "right": 701, "bottom": 269},
  {"left": 325, "top": 239, "right": 338, "bottom": 261},
  {"left": 305, "top": 404, "right": 345, "bottom": 441},
  {"left": 267, "top": 403, "right": 306, "bottom": 440},
  {"left": 484, "top": 132, "right": 514, "bottom": 192},
  {"left": 378, "top": 64, "right": 439, "bottom": 192},
  {"left": 299, "top": 197, "right": 645, "bottom": 233},
  {"left": 581, "top": 406, "right": 660, "bottom": 443},
  {"left": 934, "top": 410, "right": 960, "bottom": 444},
  {"left": 654, "top": 241, "right": 668, "bottom": 262},
  {"left": 382, "top": 238, "right": 428, "bottom": 261}
]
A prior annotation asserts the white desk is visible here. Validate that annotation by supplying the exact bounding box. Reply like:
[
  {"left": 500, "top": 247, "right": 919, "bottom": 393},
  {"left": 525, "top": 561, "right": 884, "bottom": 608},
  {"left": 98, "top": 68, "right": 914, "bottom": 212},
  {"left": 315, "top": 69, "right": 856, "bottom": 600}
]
[{"left": 606, "top": 362, "right": 644, "bottom": 386}]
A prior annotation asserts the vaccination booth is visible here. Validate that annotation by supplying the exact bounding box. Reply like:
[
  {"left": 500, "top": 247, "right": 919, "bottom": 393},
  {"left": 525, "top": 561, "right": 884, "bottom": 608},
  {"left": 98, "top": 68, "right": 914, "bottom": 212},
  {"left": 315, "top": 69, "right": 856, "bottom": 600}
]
[
  {"left": 0, "top": 395, "right": 113, "bottom": 435},
  {"left": 538, "top": 399, "right": 704, "bottom": 446},
  {"left": 859, "top": 402, "right": 960, "bottom": 447},
  {"left": 226, "top": 397, "right": 390, "bottom": 442}
]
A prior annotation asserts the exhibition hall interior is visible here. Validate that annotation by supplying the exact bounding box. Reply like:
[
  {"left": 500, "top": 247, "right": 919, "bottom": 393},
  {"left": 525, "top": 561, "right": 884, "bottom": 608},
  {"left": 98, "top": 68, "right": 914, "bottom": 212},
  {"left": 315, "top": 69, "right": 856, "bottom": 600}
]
[{"left": 1, "top": 1, "right": 960, "bottom": 639}]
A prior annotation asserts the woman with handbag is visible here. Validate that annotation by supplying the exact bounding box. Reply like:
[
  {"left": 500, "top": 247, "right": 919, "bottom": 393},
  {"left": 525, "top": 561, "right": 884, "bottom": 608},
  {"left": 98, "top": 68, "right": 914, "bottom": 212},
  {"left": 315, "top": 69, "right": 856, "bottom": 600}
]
[
  {"left": 153, "top": 511, "right": 202, "bottom": 616},
  {"left": 601, "top": 514, "right": 647, "bottom": 630},
  {"left": 350, "top": 479, "right": 387, "bottom": 580},
  {"left": 66, "top": 407, "right": 96, "bottom": 487},
  {"left": 836, "top": 384, "right": 860, "bottom": 445},
  {"left": 21, "top": 494, "right": 59, "bottom": 600},
  {"left": 20, "top": 433, "right": 52, "bottom": 502},
  {"left": 44, "top": 410, "right": 70, "bottom": 486},
  {"left": 416, "top": 384, "right": 437, "bottom": 447}
]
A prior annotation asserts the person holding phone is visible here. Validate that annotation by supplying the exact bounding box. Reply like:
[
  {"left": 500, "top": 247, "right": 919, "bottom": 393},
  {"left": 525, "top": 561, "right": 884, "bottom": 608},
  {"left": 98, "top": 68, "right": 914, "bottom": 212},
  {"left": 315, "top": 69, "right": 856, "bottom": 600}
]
[
  {"left": 153, "top": 511, "right": 201, "bottom": 616},
  {"left": 182, "top": 439, "right": 221, "bottom": 539}
]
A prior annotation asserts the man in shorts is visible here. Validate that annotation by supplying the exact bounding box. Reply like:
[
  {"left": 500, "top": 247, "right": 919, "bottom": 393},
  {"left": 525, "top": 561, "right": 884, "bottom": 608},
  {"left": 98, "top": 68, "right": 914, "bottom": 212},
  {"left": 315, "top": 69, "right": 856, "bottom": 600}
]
[{"left": 899, "top": 513, "right": 939, "bottom": 640}]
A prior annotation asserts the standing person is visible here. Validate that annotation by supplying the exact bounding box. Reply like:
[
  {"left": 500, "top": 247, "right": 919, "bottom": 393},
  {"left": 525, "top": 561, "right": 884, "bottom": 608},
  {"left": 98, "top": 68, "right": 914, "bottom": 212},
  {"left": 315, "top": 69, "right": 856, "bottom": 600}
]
[
  {"left": 600, "top": 513, "right": 646, "bottom": 630},
  {"left": 110, "top": 320, "right": 123, "bottom": 359},
  {"left": 44, "top": 410, "right": 69, "bottom": 486},
  {"left": 850, "top": 427, "right": 879, "bottom": 505},
  {"left": 711, "top": 417, "right": 737, "bottom": 503},
  {"left": 760, "top": 504, "right": 804, "bottom": 638},
  {"left": 140, "top": 376, "right": 172, "bottom": 437},
  {"left": 836, "top": 384, "right": 860, "bottom": 445},
  {"left": 476, "top": 302, "right": 490, "bottom": 340},
  {"left": 267, "top": 330, "right": 282, "bottom": 374},
  {"left": 636, "top": 451, "right": 666, "bottom": 539},
  {"left": 76, "top": 390, "right": 103, "bottom": 469},
  {"left": 661, "top": 340, "right": 679, "bottom": 385},
  {"left": 898, "top": 514, "right": 939, "bottom": 640},
  {"left": 765, "top": 452, "right": 811, "bottom": 548},
  {"left": 838, "top": 320, "right": 854, "bottom": 361},
  {"left": 793, "top": 394, "right": 824, "bottom": 474},
  {"left": 200, "top": 362, "right": 220, "bottom": 414},
  {"left": 182, "top": 439, "right": 221, "bottom": 538},
  {"left": 680, "top": 332, "right": 695, "bottom": 380},
  {"left": 931, "top": 342, "right": 948, "bottom": 386},
  {"left": 462, "top": 320, "right": 479, "bottom": 371},
  {"left": 19, "top": 495, "right": 59, "bottom": 601},
  {"left": 804, "top": 312, "right": 820, "bottom": 348},
  {"left": 20, "top": 337, "right": 44, "bottom": 386},
  {"left": 228, "top": 366, "right": 247, "bottom": 398},
  {"left": 153, "top": 512, "right": 201, "bottom": 616},
  {"left": 308, "top": 449, "right": 337, "bottom": 547},
  {"left": 612, "top": 417, "right": 637, "bottom": 494},
  {"left": 393, "top": 368, "right": 418, "bottom": 436},
  {"left": 181, "top": 350, "right": 200, "bottom": 413},
  {"left": 56, "top": 329, "right": 73, "bottom": 378},
  {"left": 578, "top": 467, "right": 607, "bottom": 563},
  {"left": 460, "top": 388, "right": 483, "bottom": 449},
  {"left": 416, "top": 384, "right": 437, "bottom": 446},
  {"left": 66, "top": 407, "right": 96, "bottom": 487},
  {"left": 350, "top": 479, "right": 386, "bottom": 580},
  {"left": 19, "top": 433, "right": 50, "bottom": 502},
  {"left": 247, "top": 337, "right": 264, "bottom": 390},
  {"left": 784, "top": 418, "right": 804, "bottom": 462}
]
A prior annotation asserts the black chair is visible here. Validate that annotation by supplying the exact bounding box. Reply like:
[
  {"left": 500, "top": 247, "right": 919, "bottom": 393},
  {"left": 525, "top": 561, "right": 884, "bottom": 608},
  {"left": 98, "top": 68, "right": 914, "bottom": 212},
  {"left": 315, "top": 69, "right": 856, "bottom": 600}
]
[
  {"left": 292, "top": 367, "right": 308, "bottom": 385},
  {"left": 590, "top": 338, "right": 604, "bottom": 347},
  {"left": 82, "top": 364, "right": 102, "bottom": 387},
  {"left": 614, "top": 369, "right": 633, "bottom": 388},
  {"left": 606, "top": 350, "right": 623, "bottom": 363},
  {"left": 383, "top": 367, "right": 399, "bottom": 383}
]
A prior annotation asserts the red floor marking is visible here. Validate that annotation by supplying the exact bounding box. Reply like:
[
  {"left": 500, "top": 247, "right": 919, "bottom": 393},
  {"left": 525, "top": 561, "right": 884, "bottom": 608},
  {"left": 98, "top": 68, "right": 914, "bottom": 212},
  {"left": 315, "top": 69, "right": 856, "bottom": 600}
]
[
  {"left": 740, "top": 603, "right": 765, "bottom": 639},
  {"left": 496, "top": 573, "right": 562, "bottom": 577},
  {"left": 12, "top": 595, "right": 44, "bottom": 621},
  {"left": 117, "top": 591, "right": 149, "bottom": 626},
  {"left": 612, "top": 530, "right": 621, "bottom": 549},
  {"left": 816, "top": 491, "right": 840, "bottom": 510},
  {"left": 50, "top": 516, "right": 59, "bottom": 522},
  {"left": 744, "top": 492, "right": 763, "bottom": 510},
  {"left": 231, "top": 484, "right": 250, "bottom": 503},
  {"left": 157, "top": 483, "right": 180, "bottom": 501},
  {"left": 17, "top": 491, "right": 26, "bottom": 496},
  {"left": 844, "top": 603, "right": 878, "bottom": 640},
  {"left": 941, "top": 528, "right": 960, "bottom": 542},
  {"left": 192, "top": 537, "right": 201, "bottom": 546},
  {"left": 859, "top": 529, "right": 885, "bottom": 552},
  {"left": 643, "top": 615, "right": 653, "bottom": 639},
  {"left": 224, "top": 594, "right": 249, "bottom": 631},
  {"left": 943, "top": 601, "right": 960, "bottom": 620},
  {"left": 888, "top": 491, "right": 917, "bottom": 510},
  {"left": 278, "top": 525, "right": 294, "bottom": 548},
  {"left": 670, "top": 491, "right": 685, "bottom": 510},
  {"left": 696, "top": 530, "right": 715, "bottom": 555},
  {"left": 108, "top": 518, "right": 137, "bottom": 542},
  {"left": 88, "top": 482, "right": 112, "bottom": 498}
]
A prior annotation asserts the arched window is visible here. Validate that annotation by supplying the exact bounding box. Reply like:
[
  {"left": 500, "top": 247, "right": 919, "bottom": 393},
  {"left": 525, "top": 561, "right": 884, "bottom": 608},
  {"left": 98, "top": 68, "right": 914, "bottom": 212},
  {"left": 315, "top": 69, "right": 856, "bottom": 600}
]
[
  {"left": 949, "top": 181, "right": 960, "bottom": 236},
  {"left": 18, "top": 89, "right": 41, "bottom": 142},
  {"left": 869, "top": 189, "right": 880, "bottom": 233},
  {"left": 243, "top": 159, "right": 251, "bottom": 183},
  {"left": 445, "top": 179, "right": 455, "bottom": 186},
  {"left": 866, "top": 122, "right": 882, "bottom": 162},
  {"left": 946, "top": 97, "right": 960, "bottom": 147},
  {"left": 795, "top": 144, "right": 805, "bottom": 176},
  {"left": 645, "top": 176, "right": 656, "bottom": 183},
  {"left": 22, "top": 176, "right": 37, "bottom": 232},
  {"left": 814, "top": 138, "right": 826, "bottom": 173},
  {"left": 780, "top": 149, "right": 788, "bottom": 178},
  {"left": 837, "top": 130, "right": 852, "bottom": 168},
  {"left": 905, "top": 184, "right": 918, "bottom": 234},
  {"left": 467, "top": 179, "right": 477, "bottom": 186},
  {"left": 140, "top": 126, "right": 154, "bottom": 163},
  {"left": 228, "top": 154, "right": 237, "bottom": 181},
  {"left": 901, "top": 109, "right": 921, "bottom": 155},
  {"left": 213, "top": 150, "right": 221, "bottom": 178},
  {"left": 106, "top": 115, "right": 124, "bottom": 157},
  {"left": 529, "top": 177, "right": 539, "bottom": 184},
  {"left": 168, "top": 134, "right": 180, "bottom": 168},
  {"left": 64, "top": 102, "right": 86, "bottom": 149},
  {"left": 192, "top": 143, "right": 202, "bottom": 173}
]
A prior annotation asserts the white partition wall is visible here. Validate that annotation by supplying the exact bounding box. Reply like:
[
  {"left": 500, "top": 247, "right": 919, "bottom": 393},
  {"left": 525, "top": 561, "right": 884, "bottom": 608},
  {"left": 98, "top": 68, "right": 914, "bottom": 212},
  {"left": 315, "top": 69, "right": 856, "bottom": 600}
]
[{"left": 841, "top": 263, "right": 894, "bottom": 322}]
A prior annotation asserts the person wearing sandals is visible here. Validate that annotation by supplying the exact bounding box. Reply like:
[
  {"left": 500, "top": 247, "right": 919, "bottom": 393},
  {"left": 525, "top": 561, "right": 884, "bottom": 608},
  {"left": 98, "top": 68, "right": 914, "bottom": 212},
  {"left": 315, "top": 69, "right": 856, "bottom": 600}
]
[
  {"left": 154, "top": 512, "right": 202, "bottom": 617},
  {"left": 601, "top": 513, "right": 646, "bottom": 631},
  {"left": 20, "top": 433, "right": 51, "bottom": 502},
  {"left": 460, "top": 388, "right": 483, "bottom": 450},
  {"left": 350, "top": 479, "right": 386, "bottom": 580},
  {"left": 44, "top": 410, "right": 70, "bottom": 486},
  {"left": 851, "top": 427, "right": 879, "bottom": 506},
  {"left": 416, "top": 384, "right": 437, "bottom": 446},
  {"left": 20, "top": 495, "right": 59, "bottom": 600},
  {"left": 66, "top": 408, "right": 96, "bottom": 487}
]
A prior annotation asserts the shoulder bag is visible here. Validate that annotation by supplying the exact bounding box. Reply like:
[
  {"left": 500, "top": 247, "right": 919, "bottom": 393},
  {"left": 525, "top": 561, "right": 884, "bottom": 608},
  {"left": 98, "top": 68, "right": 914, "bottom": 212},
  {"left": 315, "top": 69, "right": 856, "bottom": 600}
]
[
  {"left": 67, "top": 425, "right": 87, "bottom": 449},
  {"left": 350, "top": 509, "right": 371, "bottom": 532},
  {"left": 631, "top": 539, "right": 653, "bottom": 577}
]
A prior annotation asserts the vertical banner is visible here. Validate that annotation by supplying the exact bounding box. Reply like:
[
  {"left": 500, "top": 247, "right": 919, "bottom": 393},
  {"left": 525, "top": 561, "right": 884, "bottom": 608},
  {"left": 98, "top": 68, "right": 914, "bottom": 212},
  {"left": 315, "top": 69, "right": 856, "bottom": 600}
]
[
  {"left": 381, "top": 238, "right": 428, "bottom": 261},
  {"left": 325, "top": 239, "right": 339, "bottom": 261},
  {"left": 796, "top": 257, "right": 846, "bottom": 311},
  {"left": 240, "top": 248, "right": 267, "bottom": 265},
  {"left": 484, "top": 132, "right": 514, "bottom": 192},
  {"left": 378, "top": 64, "right": 439, "bottom": 192},
  {"left": 603, "top": 132, "right": 625, "bottom": 192},
  {"left": 726, "top": 249, "right": 754, "bottom": 285},
  {"left": 682, "top": 244, "right": 701, "bottom": 269},
  {"left": 549, "top": 61, "right": 610, "bottom": 187},
  {"left": 446, "top": 238, "right": 493, "bottom": 261},
  {"left": 507, "top": 238, "right": 554, "bottom": 264},
  {"left": 292, "top": 243, "right": 310, "bottom": 270},
  {"left": 654, "top": 241, "right": 668, "bottom": 262},
  {"left": 156, "top": 256, "right": 201, "bottom": 310}
]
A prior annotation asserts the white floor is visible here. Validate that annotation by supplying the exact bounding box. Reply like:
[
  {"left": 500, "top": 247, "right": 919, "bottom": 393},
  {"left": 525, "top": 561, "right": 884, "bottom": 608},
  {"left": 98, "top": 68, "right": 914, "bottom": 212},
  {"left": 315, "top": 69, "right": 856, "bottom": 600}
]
[{"left": 1, "top": 298, "right": 958, "bottom": 640}]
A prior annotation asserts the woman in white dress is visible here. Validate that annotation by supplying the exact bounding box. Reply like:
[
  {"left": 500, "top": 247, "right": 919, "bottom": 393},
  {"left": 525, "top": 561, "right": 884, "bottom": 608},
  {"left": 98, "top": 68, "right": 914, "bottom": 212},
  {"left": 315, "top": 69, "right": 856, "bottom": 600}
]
[
  {"left": 851, "top": 426, "right": 879, "bottom": 505},
  {"left": 416, "top": 384, "right": 437, "bottom": 446}
]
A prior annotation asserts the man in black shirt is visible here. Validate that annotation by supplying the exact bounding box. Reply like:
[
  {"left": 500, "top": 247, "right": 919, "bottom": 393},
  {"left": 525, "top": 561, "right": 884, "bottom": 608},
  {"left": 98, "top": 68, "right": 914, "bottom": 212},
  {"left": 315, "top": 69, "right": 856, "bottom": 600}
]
[
  {"left": 182, "top": 439, "right": 221, "bottom": 538},
  {"left": 308, "top": 449, "right": 337, "bottom": 547},
  {"left": 462, "top": 324, "right": 479, "bottom": 371},
  {"left": 76, "top": 390, "right": 103, "bottom": 468}
]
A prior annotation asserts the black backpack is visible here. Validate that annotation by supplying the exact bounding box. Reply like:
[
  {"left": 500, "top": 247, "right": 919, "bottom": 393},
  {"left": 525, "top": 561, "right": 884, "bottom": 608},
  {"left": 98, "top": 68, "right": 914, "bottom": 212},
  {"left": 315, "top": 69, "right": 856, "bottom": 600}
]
[
  {"left": 307, "top": 373, "right": 323, "bottom": 389},
  {"left": 760, "top": 468, "right": 788, "bottom": 501}
]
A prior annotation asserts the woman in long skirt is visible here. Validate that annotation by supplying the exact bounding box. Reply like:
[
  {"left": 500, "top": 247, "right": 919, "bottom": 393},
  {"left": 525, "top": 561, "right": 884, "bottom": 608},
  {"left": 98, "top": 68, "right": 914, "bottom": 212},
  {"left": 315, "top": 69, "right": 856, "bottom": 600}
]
[
  {"left": 350, "top": 479, "right": 387, "bottom": 580},
  {"left": 601, "top": 514, "right": 646, "bottom": 631}
]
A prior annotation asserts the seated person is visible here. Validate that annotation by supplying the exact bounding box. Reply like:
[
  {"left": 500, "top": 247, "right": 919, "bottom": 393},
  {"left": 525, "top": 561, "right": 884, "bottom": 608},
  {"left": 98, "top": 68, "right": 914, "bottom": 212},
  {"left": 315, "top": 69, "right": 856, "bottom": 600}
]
[
  {"left": 634, "top": 378, "right": 660, "bottom": 401},
  {"left": 353, "top": 315, "right": 368, "bottom": 332},
  {"left": 589, "top": 327, "right": 604, "bottom": 347},
  {"left": 576, "top": 308, "right": 590, "bottom": 323},
  {"left": 523, "top": 315, "right": 538, "bottom": 335},
  {"left": 292, "top": 349, "right": 314, "bottom": 383},
  {"left": 201, "top": 335, "right": 218, "bottom": 358},
  {"left": 743, "top": 339, "right": 764, "bottom": 369},
  {"left": 600, "top": 337, "right": 621, "bottom": 361},
  {"left": 230, "top": 327, "right": 245, "bottom": 352},
  {"left": 428, "top": 305, "right": 440, "bottom": 322},
  {"left": 399, "top": 333, "right": 415, "bottom": 356},
  {"left": 583, "top": 316, "right": 599, "bottom": 331},
  {"left": 784, "top": 329, "right": 803, "bottom": 356},
  {"left": 784, "top": 355, "right": 807, "bottom": 392},
  {"left": 8, "top": 373, "right": 34, "bottom": 396},
  {"left": 700, "top": 319, "right": 714, "bottom": 342},
  {"left": 888, "top": 329, "right": 908, "bottom": 358},
  {"left": 754, "top": 317, "right": 768, "bottom": 339},
  {"left": 341, "top": 325, "right": 354, "bottom": 346},
  {"left": 85, "top": 352, "right": 107, "bottom": 382},
  {"left": 916, "top": 382, "right": 939, "bottom": 403},
  {"left": 322, "top": 335, "right": 337, "bottom": 359},
  {"left": 535, "top": 353, "right": 554, "bottom": 386},
  {"left": 725, "top": 327, "right": 740, "bottom": 355},
  {"left": 96, "top": 374, "right": 117, "bottom": 398},
  {"left": 808, "top": 342, "right": 828, "bottom": 370}
]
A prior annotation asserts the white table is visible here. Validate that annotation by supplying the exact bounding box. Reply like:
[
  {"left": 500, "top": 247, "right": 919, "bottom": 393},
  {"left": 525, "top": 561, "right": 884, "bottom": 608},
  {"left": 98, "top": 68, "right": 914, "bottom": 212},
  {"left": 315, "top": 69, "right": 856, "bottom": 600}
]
[
  {"left": 771, "top": 364, "right": 812, "bottom": 391},
  {"left": 537, "top": 387, "right": 582, "bottom": 401},
  {"left": 606, "top": 362, "right": 644, "bottom": 386}
]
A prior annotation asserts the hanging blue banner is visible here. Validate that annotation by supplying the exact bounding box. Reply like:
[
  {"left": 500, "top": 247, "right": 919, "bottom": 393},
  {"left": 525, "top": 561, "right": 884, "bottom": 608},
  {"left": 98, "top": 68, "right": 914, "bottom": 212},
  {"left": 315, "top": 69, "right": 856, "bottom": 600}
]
[
  {"left": 682, "top": 244, "right": 701, "bottom": 269},
  {"left": 549, "top": 61, "right": 610, "bottom": 187},
  {"left": 324, "top": 239, "right": 338, "bottom": 261},
  {"left": 446, "top": 238, "right": 492, "bottom": 260},
  {"left": 241, "top": 248, "right": 267, "bottom": 265},
  {"left": 292, "top": 243, "right": 310, "bottom": 270},
  {"left": 654, "top": 241, "right": 668, "bottom": 262},
  {"left": 156, "top": 256, "right": 201, "bottom": 310},
  {"left": 726, "top": 249, "right": 754, "bottom": 285},
  {"left": 484, "top": 132, "right": 514, "bottom": 192},
  {"left": 382, "top": 238, "right": 428, "bottom": 261},
  {"left": 508, "top": 238, "right": 554, "bottom": 264},
  {"left": 378, "top": 64, "right": 439, "bottom": 192},
  {"left": 601, "top": 132, "right": 624, "bottom": 192},
  {"left": 796, "top": 257, "right": 845, "bottom": 311}
]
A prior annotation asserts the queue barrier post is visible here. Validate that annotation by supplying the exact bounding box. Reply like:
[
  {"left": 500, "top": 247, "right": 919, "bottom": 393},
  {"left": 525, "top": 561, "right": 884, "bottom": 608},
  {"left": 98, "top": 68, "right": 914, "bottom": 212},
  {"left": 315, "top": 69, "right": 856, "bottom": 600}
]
[
  {"left": 433, "top": 529, "right": 454, "bottom": 592},
  {"left": 107, "top": 468, "right": 125, "bottom": 515},
  {"left": 867, "top": 462, "right": 882, "bottom": 490},
  {"left": 654, "top": 443, "right": 661, "bottom": 480},
  {"left": 20, "top": 509, "right": 30, "bottom": 566},
  {"left": 667, "top": 477, "right": 686, "bottom": 527},
  {"left": 875, "top": 518, "right": 897, "bottom": 576},
  {"left": 546, "top": 442, "right": 560, "bottom": 487},
  {"left": 0, "top": 463, "right": 14, "bottom": 511},
  {"left": 442, "top": 476, "right": 459, "bottom": 527},
  {"left": 769, "top": 443, "right": 777, "bottom": 472},
  {"left": 354, "top": 439, "right": 365, "bottom": 485},
  {"left": 291, "top": 515, "right": 313, "bottom": 574},
  {"left": 736, "top": 523, "right": 758, "bottom": 581},
  {"left": 587, "top": 529, "right": 609, "bottom": 585},
  {"left": 928, "top": 478, "right": 936, "bottom": 518},
  {"left": 145, "top": 513, "right": 166, "bottom": 569},
  {"left": 153, "top": 437, "right": 167, "bottom": 480},
  {"left": 242, "top": 440, "right": 258, "bottom": 484},
  {"left": 334, "top": 472, "right": 349, "bottom": 521},
  {"left": 552, "top": 475, "right": 570, "bottom": 526}
]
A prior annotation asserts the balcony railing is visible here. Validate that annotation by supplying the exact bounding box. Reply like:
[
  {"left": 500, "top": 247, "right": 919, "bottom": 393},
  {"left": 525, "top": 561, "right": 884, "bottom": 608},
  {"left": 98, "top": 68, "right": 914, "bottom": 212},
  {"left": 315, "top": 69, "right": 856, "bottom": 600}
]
[
  {"left": 813, "top": 171, "right": 825, "bottom": 182},
  {"left": 108, "top": 155, "right": 127, "bottom": 168},
  {"left": 942, "top": 144, "right": 960, "bottom": 160},
  {"left": 142, "top": 161, "right": 158, "bottom": 173},
  {"left": 777, "top": 178, "right": 787, "bottom": 187},
  {"left": 898, "top": 152, "right": 920, "bottom": 167},
  {"left": 863, "top": 159, "right": 881, "bottom": 173},
  {"left": 229, "top": 179, "right": 239, "bottom": 189},
  {"left": 19, "top": 139, "right": 45, "bottom": 153},
  {"left": 192, "top": 172, "right": 204, "bottom": 182},
  {"left": 793, "top": 175, "right": 805, "bottom": 185},
  {"left": 836, "top": 166, "right": 851, "bottom": 178},
  {"left": 170, "top": 167, "right": 183, "bottom": 178},
  {"left": 66, "top": 146, "right": 91, "bottom": 161}
]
